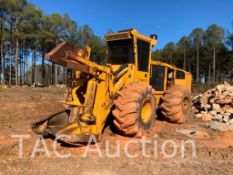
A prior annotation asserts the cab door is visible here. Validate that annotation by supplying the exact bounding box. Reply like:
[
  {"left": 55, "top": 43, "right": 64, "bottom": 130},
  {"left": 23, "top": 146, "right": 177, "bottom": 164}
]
[
  {"left": 174, "top": 70, "right": 186, "bottom": 86},
  {"left": 150, "top": 64, "right": 167, "bottom": 104},
  {"left": 135, "top": 38, "right": 151, "bottom": 83},
  {"left": 174, "top": 70, "right": 192, "bottom": 90}
]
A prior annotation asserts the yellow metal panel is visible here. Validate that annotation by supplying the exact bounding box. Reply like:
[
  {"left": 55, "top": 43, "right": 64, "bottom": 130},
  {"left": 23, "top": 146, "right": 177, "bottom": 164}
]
[
  {"left": 135, "top": 71, "right": 149, "bottom": 83},
  {"left": 105, "top": 32, "right": 131, "bottom": 41},
  {"left": 92, "top": 81, "right": 111, "bottom": 135},
  {"left": 174, "top": 69, "right": 192, "bottom": 91},
  {"left": 131, "top": 29, "right": 157, "bottom": 46}
]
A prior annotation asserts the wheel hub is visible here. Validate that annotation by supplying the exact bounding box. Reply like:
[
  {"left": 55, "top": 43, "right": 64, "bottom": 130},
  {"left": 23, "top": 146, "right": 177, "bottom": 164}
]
[
  {"left": 182, "top": 98, "right": 189, "bottom": 112},
  {"left": 140, "top": 101, "right": 152, "bottom": 123}
]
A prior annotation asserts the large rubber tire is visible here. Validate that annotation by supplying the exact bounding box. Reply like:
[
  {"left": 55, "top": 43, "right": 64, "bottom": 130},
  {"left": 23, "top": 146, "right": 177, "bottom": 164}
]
[
  {"left": 159, "top": 85, "right": 191, "bottom": 124},
  {"left": 112, "top": 82, "right": 156, "bottom": 137}
]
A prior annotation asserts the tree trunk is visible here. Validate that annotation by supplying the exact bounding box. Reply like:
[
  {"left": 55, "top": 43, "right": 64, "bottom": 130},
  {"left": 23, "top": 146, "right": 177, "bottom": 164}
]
[
  {"left": 22, "top": 44, "right": 25, "bottom": 85},
  {"left": 188, "top": 62, "right": 191, "bottom": 73},
  {"left": 63, "top": 67, "right": 67, "bottom": 84},
  {"left": 32, "top": 49, "right": 36, "bottom": 85},
  {"left": 19, "top": 44, "right": 22, "bottom": 84},
  {"left": 208, "top": 63, "right": 211, "bottom": 84},
  {"left": 213, "top": 45, "right": 216, "bottom": 83},
  {"left": 24, "top": 50, "right": 27, "bottom": 84},
  {"left": 0, "top": 41, "right": 4, "bottom": 84},
  {"left": 170, "top": 51, "right": 173, "bottom": 65},
  {"left": 53, "top": 42, "right": 59, "bottom": 85},
  {"left": 51, "top": 62, "right": 53, "bottom": 85},
  {"left": 9, "top": 22, "right": 13, "bottom": 85},
  {"left": 54, "top": 64, "right": 58, "bottom": 85},
  {"left": 0, "top": 10, "right": 4, "bottom": 84},
  {"left": 15, "top": 38, "right": 19, "bottom": 86},
  {"left": 42, "top": 49, "right": 45, "bottom": 85},
  {"left": 9, "top": 43, "right": 12, "bottom": 85},
  {"left": 183, "top": 48, "right": 186, "bottom": 70},
  {"left": 196, "top": 47, "right": 199, "bottom": 82}
]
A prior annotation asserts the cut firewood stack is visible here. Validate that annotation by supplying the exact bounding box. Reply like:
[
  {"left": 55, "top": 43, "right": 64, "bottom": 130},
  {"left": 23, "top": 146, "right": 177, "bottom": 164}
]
[{"left": 192, "top": 82, "right": 233, "bottom": 126}]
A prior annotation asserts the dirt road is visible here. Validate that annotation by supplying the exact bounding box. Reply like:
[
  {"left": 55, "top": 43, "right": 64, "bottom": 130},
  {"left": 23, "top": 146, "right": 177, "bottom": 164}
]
[{"left": 0, "top": 87, "right": 233, "bottom": 175}]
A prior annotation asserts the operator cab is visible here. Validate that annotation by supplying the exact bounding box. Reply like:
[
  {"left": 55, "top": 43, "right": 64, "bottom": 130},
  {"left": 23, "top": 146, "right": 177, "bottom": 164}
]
[
  {"left": 150, "top": 61, "right": 191, "bottom": 95},
  {"left": 107, "top": 39, "right": 134, "bottom": 64},
  {"left": 105, "top": 29, "right": 157, "bottom": 73},
  {"left": 149, "top": 61, "right": 175, "bottom": 93}
]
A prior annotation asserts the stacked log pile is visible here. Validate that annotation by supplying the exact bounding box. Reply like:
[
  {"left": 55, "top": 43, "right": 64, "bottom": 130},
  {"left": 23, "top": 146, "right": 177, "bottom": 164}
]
[{"left": 192, "top": 82, "right": 233, "bottom": 130}]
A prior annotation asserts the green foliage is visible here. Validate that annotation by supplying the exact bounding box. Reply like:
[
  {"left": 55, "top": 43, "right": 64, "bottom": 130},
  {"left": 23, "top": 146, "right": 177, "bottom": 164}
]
[
  {"left": 152, "top": 24, "right": 232, "bottom": 83},
  {"left": 226, "top": 22, "right": 233, "bottom": 49},
  {"left": 190, "top": 28, "right": 204, "bottom": 50},
  {"left": 0, "top": 0, "right": 232, "bottom": 85},
  {"left": 152, "top": 49, "right": 162, "bottom": 60},
  {"left": 204, "top": 24, "right": 224, "bottom": 47},
  {"left": 0, "top": 0, "right": 106, "bottom": 85},
  {"left": 160, "top": 42, "right": 176, "bottom": 64},
  {"left": 177, "top": 36, "right": 189, "bottom": 50},
  {"left": 227, "top": 33, "right": 233, "bottom": 49}
]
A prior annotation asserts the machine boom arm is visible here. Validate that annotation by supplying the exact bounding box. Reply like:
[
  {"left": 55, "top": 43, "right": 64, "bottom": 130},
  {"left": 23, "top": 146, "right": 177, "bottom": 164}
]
[{"left": 46, "top": 42, "right": 110, "bottom": 75}]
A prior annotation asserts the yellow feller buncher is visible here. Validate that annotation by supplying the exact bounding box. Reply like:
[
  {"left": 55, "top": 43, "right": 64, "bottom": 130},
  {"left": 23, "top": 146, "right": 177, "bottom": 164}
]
[{"left": 32, "top": 29, "right": 192, "bottom": 145}]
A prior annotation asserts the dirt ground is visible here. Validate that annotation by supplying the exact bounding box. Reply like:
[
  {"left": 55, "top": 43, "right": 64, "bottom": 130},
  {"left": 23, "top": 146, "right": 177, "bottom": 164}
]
[{"left": 0, "top": 87, "right": 233, "bottom": 175}]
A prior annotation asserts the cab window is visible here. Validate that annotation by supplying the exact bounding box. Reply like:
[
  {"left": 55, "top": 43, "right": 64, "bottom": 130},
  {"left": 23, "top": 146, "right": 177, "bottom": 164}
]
[
  {"left": 150, "top": 65, "right": 165, "bottom": 91},
  {"left": 137, "top": 39, "right": 150, "bottom": 72},
  {"left": 176, "top": 70, "right": 185, "bottom": 79}
]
